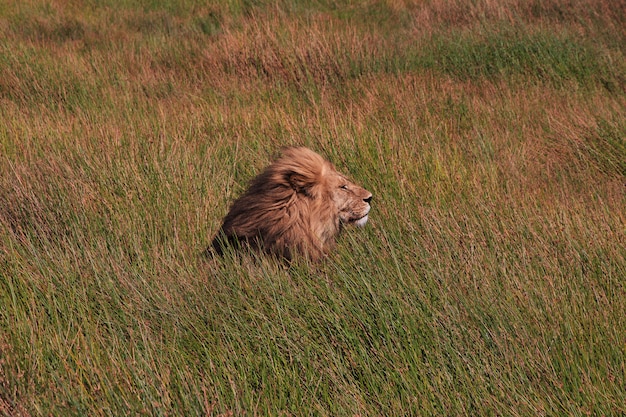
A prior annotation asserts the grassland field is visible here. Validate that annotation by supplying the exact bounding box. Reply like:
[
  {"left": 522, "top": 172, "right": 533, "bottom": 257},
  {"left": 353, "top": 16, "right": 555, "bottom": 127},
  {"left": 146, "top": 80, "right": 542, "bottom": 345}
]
[{"left": 0, "top": 0, "right": 625, "bottom": 415}]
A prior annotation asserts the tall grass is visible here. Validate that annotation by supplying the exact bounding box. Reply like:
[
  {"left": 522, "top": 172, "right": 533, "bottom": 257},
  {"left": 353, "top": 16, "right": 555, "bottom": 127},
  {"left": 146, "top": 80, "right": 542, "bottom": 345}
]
[{"left": 1, "top": 0, "right": 625, "bottom": 415}]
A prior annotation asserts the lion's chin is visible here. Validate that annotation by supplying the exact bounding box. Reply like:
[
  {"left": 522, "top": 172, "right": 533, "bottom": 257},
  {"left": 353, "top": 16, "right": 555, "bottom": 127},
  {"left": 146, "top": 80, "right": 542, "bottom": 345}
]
[{"left": 352, "top": 214, "right": 369, "bottom": 228}]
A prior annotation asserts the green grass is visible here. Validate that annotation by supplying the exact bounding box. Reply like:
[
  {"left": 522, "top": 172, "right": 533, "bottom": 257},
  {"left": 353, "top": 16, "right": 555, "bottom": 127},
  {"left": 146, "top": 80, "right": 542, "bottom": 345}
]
[{"left": 1, "top": 0, "right": 625, "bottom": 415}]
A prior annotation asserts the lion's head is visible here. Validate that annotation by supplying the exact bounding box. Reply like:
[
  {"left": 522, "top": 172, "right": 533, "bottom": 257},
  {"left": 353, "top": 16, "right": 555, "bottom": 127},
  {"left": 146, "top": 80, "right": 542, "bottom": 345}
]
[{"left": 210, "top": 147, "right": 372, "bottom": 261}]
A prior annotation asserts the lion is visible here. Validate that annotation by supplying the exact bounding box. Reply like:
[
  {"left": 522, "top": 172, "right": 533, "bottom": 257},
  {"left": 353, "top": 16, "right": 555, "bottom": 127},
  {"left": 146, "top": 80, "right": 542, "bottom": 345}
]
[{"left": 209, "top": 147, "right": 372, "bottom": 261}]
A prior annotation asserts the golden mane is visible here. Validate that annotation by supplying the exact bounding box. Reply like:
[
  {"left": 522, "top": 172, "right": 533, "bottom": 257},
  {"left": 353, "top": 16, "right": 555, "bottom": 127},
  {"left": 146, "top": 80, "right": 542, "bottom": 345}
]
[{"left": 210, "top": 147, "right": 372, "bottom": 261}]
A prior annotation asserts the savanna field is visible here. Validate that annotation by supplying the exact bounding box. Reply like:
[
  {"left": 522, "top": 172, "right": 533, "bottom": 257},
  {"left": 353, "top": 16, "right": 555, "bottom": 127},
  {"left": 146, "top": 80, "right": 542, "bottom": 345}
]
[{"left": 1, "top": 0, "right": 625, "bottom": 415}]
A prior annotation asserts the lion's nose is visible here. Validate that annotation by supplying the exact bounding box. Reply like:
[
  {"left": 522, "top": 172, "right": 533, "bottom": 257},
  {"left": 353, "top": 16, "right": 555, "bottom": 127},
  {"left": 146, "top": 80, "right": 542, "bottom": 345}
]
[{"left": 364, "top": 195, "right": 372, "bottom": 204}]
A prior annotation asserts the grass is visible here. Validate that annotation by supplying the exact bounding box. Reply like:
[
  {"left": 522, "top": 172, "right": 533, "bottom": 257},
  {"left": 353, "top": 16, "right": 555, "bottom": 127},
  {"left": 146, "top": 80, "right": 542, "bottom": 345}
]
[{"left": 1, "top": 0, "right": 625, "bottom": 415}]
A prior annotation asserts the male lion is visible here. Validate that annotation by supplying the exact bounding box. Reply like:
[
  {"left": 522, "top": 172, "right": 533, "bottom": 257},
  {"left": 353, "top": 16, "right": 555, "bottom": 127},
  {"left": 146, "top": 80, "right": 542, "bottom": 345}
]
[{"left": 210, "top": 147, "right": 372, "bottom": 261}]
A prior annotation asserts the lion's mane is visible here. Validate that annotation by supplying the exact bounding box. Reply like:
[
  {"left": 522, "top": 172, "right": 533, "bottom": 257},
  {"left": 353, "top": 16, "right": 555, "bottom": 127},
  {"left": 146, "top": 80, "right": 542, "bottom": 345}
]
[{"left": 210, "top": 147, "right": 372, "bottom": 261}]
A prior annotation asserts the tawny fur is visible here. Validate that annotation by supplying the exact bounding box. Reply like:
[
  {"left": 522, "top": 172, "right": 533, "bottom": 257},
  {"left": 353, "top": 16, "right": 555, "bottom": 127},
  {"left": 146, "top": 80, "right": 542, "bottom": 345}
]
[{"left": 210, "top": 147, "right": 372, "bottom": 261}]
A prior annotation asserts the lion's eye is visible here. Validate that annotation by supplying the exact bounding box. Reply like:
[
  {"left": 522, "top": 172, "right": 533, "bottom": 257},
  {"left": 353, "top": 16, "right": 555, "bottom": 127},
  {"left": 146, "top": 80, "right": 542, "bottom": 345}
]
[{"left": 340, "top": 185, "right": 348, "bottom": 190}]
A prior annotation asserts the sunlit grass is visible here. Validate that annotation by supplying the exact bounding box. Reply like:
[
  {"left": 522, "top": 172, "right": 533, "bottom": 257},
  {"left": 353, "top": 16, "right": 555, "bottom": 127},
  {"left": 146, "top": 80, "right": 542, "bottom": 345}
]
[{"left": 1, "top": 0, "right": 625, "bottom": 415}]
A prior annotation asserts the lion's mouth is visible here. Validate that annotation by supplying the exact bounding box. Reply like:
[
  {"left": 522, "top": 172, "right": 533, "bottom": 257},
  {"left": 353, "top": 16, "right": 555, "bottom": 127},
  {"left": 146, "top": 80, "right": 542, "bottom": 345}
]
[
  {"left": 340, "top": 205, "right": 370, "bottom": 227},
  {"left": 348, "top": 206, "right": 370, "bottom": 227}
]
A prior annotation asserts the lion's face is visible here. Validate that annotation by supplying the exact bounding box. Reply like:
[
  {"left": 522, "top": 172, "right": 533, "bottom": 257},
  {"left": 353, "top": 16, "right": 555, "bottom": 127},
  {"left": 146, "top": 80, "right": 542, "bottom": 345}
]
[{"left": 325, "top": 169, "right": 372, "bottom": 228}]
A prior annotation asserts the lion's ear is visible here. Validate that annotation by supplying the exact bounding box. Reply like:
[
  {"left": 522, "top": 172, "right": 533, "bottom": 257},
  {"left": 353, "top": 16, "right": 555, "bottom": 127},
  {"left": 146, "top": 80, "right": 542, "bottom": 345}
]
[{"left": 287, "top": 172, "right": 312, "bottom": 193}]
